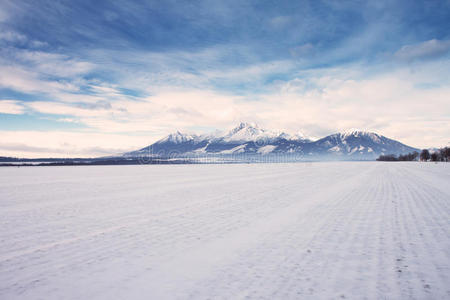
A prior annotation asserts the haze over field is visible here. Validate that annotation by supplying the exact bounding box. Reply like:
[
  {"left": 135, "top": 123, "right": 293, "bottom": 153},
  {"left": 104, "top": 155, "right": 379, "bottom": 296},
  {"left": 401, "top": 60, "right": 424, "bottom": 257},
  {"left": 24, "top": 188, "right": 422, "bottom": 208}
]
[{"left": 0, "top": 0, "right": 449, "bottom": 157}]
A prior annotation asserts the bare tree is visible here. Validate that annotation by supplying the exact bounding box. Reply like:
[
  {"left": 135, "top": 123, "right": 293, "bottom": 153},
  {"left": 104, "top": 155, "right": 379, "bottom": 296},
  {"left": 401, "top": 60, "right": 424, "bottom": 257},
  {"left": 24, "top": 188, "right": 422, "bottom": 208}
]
[
  {"left": 442, "top": 147, "right": 450, "bottom": 162},
  {"left": 431, "top": 152, "right": 439, "bottom": 162},
  {"left": 420, "top": 149, "right": 430, "bottom": 161}
]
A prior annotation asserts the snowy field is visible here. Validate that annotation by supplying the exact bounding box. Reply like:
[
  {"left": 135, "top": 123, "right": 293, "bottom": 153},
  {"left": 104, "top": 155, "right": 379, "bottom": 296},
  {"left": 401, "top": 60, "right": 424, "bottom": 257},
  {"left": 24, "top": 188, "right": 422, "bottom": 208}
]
[{"left": 0, "top": 162, "right": 449, "bottom": 300}]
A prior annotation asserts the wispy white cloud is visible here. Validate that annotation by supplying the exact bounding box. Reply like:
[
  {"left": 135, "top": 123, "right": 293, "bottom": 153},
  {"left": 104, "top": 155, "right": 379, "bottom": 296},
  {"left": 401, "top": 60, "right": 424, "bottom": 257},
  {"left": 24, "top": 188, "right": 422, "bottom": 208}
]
[
  {"left": 269, "top": 16, "right": 291, "bottom": 29},
  {"left": 0, "top": 47, "right": 94, "bottom": 98},
  {"left": 0, "top": 65, "right": 80, "bottom": 94},
  {"left": 0, "top": 100, "right": 25, "bottom": 114},
  {"left": 0, "top": 30, "right": 27, "bottom": 44},
  {"left": 290, "top": 44, "right": 315, "bottom": 59},
  {"left": 394, "top": 39, "right": 450, "bottom": 62},
  {"left": 82, "top": 45, "right": 283, "bottom": 94},
  {"left": 27, "top": 101, "right": 115, "bottom": 118},
  {"left": 0, "top": 29, "right": 49, "bottom": 49},
  {"left": 14, "top": 50, "right": 93, "bottom": 77}
]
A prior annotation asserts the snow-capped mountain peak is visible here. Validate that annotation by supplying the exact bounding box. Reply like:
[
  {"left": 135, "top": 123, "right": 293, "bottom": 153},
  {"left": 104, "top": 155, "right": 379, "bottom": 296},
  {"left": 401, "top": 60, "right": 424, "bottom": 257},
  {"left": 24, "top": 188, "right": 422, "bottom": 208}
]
[
  {"left": 234, "top": 122, "right": 259, "bottom": 131},
  {"left": 338, "top": 130, "right": 382, "bottom": 143},
  {"left": 158, "top": 131, "right": 197, "bottom": 144},
  {"left": 222, "top": 122, "right": 287, "bottom": 142},
  {"left": 289, "top": 132, "right": 313, "bottom": 142}
]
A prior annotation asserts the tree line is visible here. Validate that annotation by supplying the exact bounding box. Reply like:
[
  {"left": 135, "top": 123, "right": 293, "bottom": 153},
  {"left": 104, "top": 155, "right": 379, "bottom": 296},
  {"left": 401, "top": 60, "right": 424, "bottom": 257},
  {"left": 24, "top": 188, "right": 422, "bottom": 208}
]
[
  {"left": 419, "top": 147, "right": 450, "bottom": 162},
  {"left": 377, "top": 147, "right": 450, "bottom": 162}
]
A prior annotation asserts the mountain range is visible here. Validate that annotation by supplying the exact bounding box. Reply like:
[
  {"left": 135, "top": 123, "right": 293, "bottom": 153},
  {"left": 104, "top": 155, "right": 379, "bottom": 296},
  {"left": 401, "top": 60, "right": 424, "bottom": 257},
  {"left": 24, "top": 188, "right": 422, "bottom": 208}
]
[{"left": 124, "top": 123, "right": 419, "bottom": 161}]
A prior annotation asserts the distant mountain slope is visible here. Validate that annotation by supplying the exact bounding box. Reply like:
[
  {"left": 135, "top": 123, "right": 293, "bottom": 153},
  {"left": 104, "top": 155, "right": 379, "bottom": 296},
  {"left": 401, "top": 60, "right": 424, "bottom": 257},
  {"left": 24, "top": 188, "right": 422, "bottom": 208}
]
[
  {"left": 124, "top": 123, "right": 418, "bottom": 160},
  {"left": 302, "top": 130, "right": 418, "bottom": 159}
]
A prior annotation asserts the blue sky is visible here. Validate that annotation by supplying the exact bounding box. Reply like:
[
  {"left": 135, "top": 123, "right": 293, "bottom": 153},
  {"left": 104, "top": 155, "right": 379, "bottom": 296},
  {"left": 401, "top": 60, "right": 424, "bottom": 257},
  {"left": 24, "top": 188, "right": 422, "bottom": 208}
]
[{"left": 0, "top": 0, "right": 449, "bottom": 157}]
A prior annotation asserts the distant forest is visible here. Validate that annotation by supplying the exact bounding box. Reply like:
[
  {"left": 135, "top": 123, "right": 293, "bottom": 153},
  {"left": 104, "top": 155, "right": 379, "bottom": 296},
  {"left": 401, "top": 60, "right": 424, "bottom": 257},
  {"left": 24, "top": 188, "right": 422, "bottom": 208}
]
[{"left": 377, "top": 147, "right": 450, "bottom": 162}]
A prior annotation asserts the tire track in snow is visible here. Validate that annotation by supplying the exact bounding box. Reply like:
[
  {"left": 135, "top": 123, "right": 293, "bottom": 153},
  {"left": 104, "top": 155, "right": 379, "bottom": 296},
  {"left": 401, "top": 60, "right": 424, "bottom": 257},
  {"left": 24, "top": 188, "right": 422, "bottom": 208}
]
[
  {"left": 161, "top": 164, "right": 379, "bottom": 299},
  {"left": 395, "top": 164, "right": 450, "bottom": 298},
  {"left": 0, "top": 164, "right": 367, "bottom": 298},
  {"left": 103, "top": 164, "right": 378, "bottom": 300}
]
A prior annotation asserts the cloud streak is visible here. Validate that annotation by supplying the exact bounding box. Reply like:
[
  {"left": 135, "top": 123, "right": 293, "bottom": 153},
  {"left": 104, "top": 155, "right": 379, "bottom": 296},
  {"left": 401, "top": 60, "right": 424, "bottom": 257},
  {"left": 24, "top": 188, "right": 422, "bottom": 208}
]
[
  {"left": 0, "top": 100, "right": 24, "bottom": 114},
  {"left": 395, "top": 39, "right": 450, "bottom": 62}
]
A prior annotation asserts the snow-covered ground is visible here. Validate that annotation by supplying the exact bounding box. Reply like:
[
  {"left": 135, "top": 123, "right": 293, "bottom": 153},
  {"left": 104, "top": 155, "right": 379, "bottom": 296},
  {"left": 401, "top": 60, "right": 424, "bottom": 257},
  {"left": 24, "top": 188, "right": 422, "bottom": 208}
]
[{"left": 0, "top": 162, "right": 449, "bottom": 299}]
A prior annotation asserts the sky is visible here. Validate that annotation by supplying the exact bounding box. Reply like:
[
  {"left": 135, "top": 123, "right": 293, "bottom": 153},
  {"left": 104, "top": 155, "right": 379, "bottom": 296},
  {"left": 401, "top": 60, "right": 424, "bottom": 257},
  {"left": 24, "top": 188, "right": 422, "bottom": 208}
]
[{"left": 0, "top": 0, "right": 449, "bottom": 157}]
